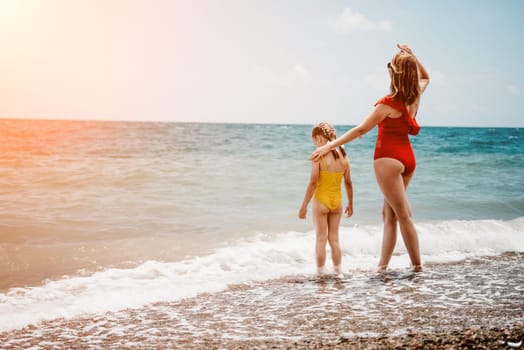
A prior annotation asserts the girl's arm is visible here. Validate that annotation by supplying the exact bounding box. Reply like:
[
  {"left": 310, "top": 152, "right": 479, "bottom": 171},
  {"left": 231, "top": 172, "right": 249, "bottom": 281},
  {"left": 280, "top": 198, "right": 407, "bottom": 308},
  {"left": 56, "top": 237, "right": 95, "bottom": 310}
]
[
  {"left": 298, "top": 160, "right": 320, "bottom": 219},
  {"left": 343, "top": 158, "right": 353, "bottom": 218},
  {"left": 310, "top": 104, "right": 390, "bottom": 161}
]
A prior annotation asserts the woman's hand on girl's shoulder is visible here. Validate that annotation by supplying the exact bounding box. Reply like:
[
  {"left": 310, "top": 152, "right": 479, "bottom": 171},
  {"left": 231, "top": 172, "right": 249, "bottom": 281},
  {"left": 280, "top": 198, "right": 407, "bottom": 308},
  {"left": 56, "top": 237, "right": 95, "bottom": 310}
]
[
  {"left": 310, "top": 144, "right": 328, "bottom": 161},
  {"left": 309, "top": 148, "right": 320, "bottom": 161}
]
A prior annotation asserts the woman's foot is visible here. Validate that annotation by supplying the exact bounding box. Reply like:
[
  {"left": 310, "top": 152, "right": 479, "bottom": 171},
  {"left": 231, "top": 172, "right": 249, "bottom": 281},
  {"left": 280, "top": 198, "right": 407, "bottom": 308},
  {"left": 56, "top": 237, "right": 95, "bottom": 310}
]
[
  {"left": 412, "top": 264, "right": 423, "bottom": 272},
  {"left": 376, "top": 265, "right": 387, "bottom": 273}
]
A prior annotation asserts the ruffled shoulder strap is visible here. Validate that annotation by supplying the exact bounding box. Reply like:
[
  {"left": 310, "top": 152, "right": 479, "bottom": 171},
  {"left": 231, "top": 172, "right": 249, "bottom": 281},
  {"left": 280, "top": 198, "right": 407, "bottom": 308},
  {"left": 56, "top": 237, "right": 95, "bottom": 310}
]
[
  {"left": 374, "top": 95, "right": 420, "bottom": 135},
  {"left": 374, "top": 95, "right": 409, "bottom": 116}
]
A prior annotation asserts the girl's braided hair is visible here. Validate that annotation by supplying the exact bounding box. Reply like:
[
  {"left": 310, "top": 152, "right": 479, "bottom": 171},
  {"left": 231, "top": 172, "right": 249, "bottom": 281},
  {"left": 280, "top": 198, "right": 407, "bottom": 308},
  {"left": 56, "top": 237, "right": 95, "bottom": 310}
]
[{"left": 311, "top": 122, "right": 346, "bottom": 159}]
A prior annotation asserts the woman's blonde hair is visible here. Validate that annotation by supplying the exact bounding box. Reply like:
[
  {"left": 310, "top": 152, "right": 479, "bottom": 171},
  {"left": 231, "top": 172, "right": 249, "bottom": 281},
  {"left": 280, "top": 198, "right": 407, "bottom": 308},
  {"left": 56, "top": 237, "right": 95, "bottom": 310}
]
[
  {"left": 389, "top": 53, "right": 420, "bottom": 105},
  {"left": 311, "top": 122, "right": 346, "bottom": 159}
]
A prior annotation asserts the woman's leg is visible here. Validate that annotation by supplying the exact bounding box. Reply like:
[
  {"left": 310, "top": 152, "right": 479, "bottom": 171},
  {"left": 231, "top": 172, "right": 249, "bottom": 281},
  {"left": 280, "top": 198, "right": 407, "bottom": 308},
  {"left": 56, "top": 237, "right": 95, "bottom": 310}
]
[
  {"left": 312, "top": 200, "right": 329, "bottom": 273},
  {"left": 327, "top": 207, "right": 343, "bottom": 273},
  {"left": 377, "top": 173, "right": 414, "bottom": 271},
  {"left": 374, "top": 158, "right": 421, "bottom": 270},
  {"left": 377, "top": 200, "right": 398, "bottom": 271}
]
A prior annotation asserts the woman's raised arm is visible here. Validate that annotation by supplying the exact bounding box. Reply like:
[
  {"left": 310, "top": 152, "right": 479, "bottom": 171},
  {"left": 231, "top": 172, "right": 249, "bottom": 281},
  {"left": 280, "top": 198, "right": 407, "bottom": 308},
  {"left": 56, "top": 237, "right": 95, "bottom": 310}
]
[{"left": 397, "top": 43, "right": 430, "bottom": 93}]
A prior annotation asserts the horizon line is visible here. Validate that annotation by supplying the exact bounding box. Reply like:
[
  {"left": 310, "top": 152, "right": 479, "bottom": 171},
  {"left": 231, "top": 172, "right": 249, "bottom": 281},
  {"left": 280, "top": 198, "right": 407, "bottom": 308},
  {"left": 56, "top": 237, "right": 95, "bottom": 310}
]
[{"left": 1, "top": 117, "right": 522, "bottom": 129}]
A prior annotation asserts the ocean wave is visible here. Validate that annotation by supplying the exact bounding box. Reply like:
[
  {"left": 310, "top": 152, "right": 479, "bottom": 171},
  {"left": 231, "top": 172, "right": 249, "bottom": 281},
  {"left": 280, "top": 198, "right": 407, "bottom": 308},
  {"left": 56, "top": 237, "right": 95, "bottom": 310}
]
[{"left": 0, "top": 217, "right": 523, "bottom": 332}]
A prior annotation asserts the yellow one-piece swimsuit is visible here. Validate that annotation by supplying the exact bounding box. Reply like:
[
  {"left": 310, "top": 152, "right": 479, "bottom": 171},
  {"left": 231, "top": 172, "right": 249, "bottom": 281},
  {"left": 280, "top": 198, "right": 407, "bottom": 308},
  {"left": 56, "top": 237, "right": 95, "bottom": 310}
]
[{"left": 313, "top": 156, "right": 346, "bottom": 211}]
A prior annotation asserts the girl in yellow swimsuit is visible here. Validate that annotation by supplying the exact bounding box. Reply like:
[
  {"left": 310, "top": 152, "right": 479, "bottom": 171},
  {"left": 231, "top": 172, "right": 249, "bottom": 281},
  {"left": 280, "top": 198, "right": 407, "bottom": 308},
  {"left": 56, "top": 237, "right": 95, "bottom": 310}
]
[{"left": 299, "top": 122, "right": 353, "bottom": 276}]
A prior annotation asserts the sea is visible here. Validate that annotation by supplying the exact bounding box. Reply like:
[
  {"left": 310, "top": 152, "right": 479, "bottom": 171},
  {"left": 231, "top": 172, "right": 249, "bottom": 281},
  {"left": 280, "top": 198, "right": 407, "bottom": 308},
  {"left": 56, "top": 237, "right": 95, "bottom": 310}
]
[{"left": 0, "top": 119, "right": 523, "bottom": 338}]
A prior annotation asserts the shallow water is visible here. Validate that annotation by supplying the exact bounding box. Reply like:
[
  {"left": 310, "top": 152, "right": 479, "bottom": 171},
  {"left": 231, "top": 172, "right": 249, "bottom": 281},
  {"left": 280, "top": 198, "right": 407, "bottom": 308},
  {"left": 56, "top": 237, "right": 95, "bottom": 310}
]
[
  {"left": 1, "top": 254, "right": 521, "bottom": 348},
  {"left": 1, "top": 119, "right": 523, "bottom": 333}
]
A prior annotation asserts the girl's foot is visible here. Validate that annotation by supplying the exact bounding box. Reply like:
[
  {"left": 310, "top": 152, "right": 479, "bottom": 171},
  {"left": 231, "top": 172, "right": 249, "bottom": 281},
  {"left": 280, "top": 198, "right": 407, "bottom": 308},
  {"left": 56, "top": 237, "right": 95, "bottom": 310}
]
[{"left": 334, "top": 266, "right": 344, "bottom": 279}]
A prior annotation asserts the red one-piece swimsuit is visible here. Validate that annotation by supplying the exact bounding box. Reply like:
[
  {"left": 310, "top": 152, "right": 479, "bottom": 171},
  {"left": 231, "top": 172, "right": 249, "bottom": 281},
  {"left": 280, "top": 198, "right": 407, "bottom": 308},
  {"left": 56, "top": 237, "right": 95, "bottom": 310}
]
[{"left": 373, "top": 95, "right": 417, "bottom": 176}]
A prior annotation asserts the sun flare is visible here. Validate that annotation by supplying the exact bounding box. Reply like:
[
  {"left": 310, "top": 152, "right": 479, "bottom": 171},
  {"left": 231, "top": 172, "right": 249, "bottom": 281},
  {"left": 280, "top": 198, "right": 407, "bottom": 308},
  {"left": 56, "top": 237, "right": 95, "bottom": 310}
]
[{"left": 0, "top": 0, "right": 22, "bottom": 28}]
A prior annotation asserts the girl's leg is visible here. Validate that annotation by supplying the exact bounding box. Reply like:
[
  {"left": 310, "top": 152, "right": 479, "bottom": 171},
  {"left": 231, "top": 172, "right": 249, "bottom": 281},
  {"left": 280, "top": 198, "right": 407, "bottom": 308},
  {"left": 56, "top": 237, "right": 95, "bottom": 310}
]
[
  {"left": 312, "top": 200, "right": 329, "bottom": 273},
  {"left": 327, "top": 207, "right": 343, "bottom": 273},
  {"left": 374, "top": 158, "right": 421, "bottom": 271}
]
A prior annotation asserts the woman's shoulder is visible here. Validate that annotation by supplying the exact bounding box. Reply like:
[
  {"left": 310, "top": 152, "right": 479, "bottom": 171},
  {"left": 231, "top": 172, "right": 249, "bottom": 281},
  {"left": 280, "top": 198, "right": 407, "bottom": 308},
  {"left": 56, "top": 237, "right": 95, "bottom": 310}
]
[
  {"left": 375, "top": 95, "right": 410, "bottom": 116},
  {"left": 374, "top": 95, "right": 393, "bottom": 106},
  {"left": 374, "top": 95, "right": 404, "bottom": 109}
]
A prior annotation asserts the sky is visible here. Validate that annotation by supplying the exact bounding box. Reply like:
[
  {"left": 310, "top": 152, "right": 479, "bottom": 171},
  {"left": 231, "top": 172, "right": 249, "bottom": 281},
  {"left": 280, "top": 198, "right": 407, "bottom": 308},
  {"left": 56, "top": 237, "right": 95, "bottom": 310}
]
[{"left": 1, "top": 0, "right": 523, "bottom": 127}]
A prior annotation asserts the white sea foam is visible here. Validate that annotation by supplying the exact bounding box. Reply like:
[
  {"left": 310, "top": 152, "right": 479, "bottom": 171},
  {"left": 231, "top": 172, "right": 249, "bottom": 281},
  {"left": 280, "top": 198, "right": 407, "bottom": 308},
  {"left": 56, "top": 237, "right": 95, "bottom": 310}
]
[{"left": 0, "top": 217, "right": 523, "bottom": 332}]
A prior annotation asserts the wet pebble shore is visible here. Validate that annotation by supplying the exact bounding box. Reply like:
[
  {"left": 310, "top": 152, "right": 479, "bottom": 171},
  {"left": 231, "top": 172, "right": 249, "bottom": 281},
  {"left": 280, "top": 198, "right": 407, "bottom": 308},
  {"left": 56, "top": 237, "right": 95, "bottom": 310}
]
[
  {"left": 224, "top": 327, "right": 524, "bottom": 349},
  {"left": 0, "top": 253, "right": 522, "bottom": 349}
]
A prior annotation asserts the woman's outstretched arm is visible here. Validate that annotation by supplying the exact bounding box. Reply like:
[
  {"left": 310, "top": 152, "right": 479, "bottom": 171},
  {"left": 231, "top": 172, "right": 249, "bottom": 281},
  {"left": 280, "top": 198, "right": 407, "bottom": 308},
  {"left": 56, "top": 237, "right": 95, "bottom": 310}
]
[{"left": 310, "top": 104, "right": 390, "bottom": 161}]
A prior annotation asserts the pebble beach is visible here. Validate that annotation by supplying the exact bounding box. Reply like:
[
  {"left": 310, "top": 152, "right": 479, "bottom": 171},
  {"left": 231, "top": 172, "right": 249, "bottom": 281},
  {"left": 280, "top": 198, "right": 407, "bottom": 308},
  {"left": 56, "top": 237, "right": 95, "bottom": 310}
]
[{"left": 1, "top": 253, "right": 522, "bottom": 349}]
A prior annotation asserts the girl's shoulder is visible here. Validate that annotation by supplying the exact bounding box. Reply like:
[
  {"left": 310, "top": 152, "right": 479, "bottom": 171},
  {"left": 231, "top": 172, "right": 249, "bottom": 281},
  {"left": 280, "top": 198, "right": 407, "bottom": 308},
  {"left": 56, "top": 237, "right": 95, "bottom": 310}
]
[
  {"left": 341, "top": 154, "right": 350, "bottom": 169},
  {"left": 325, "top": 152, "right": 349, "bottom": 171}
]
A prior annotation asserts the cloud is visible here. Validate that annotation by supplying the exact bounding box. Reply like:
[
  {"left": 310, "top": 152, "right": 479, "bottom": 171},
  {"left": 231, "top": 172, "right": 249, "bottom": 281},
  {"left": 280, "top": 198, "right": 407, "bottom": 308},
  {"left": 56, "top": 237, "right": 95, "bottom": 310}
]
[
  {"left": 429, "top": 69, "right": 446, "bottom": 84},
  {"left": 251, "top": 63, "right": 310, "bottom": 88},
  {"left": 471, "top": 104, "right": 482, "bottom": 112},
  {"left": 506, "top": 84, "right": 524, "bottom": 96},
  {"left": 365, "top": 72, "right": 389, "bottom": 92},
  {"left": 440, "top": 103, "right": 458, "bottom": 112},
  {"left": 329, "top": 8, "right": 392, "bottom": 34},
  {"left": 287, "top": 64, "right": 310, "bottom": 85}
]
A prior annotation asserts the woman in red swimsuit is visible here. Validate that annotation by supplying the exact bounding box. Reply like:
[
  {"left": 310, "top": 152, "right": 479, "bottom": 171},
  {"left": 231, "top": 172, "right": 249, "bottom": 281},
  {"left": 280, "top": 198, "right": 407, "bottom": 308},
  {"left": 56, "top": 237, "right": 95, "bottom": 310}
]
[{"left": 311, "top": 44, "right": 430, "bottom": 273}]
